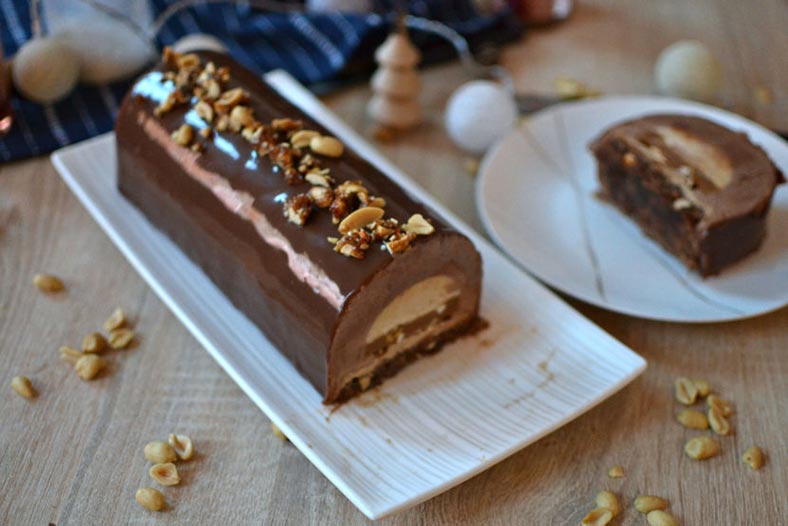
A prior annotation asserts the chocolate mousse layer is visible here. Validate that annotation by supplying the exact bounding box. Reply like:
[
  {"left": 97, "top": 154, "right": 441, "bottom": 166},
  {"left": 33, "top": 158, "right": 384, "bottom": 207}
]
[
  {"left": 115, "top": 50, "right": 482, "bottom": 403},
  {"left": 590, "top": 114, "right": 784, "bottom": 276}
]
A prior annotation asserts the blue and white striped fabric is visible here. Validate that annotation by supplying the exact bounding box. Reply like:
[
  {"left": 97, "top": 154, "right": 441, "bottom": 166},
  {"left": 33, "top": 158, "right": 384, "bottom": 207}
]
[{"left": 0, "top": 0, "right": 521, "bottom": 162}]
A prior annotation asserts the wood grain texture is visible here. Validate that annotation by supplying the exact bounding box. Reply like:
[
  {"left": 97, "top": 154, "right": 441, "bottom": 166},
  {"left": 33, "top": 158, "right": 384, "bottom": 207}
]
[{"left": 1, "top": 1, "right": 786, "bottom": 524}]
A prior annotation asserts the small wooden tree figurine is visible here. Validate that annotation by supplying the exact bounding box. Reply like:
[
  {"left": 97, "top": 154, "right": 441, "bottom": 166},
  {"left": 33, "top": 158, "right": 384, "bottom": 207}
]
[{"left": 367, "top": 23, "right": 422, "bottom": 134}]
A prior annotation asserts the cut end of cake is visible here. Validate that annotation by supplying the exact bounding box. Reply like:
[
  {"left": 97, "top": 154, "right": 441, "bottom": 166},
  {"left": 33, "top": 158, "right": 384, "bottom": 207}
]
[{"left": 326, "top": 233, "right": 482, "bottom": 404}]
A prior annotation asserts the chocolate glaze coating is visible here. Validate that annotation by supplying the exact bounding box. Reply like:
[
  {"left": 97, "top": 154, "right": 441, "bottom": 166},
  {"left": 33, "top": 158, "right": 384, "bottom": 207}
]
[
  {"left": 590, "top": 114, "right": 784, "bottom": 276},
  {"left": 115, "top": 51, "right": 482, "bottom": 402}
]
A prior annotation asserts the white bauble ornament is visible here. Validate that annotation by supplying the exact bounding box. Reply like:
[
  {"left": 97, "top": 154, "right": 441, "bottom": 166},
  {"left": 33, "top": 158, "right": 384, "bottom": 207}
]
[
  {"left": 172, "top": 33, "right": 228, "bottom": 55},
  {"left": 655, "top": 40, "right": 722, "bottom": 101},
  {"left": 445, "top": 80, "right": 517, "bottom": 154},
  {"left": 12, "top": 37, "right": 80, "bottom": 104},
  {"left": 306, "top": 0, "right": 372, "bottom": 13},
  {"left": 55, "top": 15, "right": 154, "bottom": 84}
]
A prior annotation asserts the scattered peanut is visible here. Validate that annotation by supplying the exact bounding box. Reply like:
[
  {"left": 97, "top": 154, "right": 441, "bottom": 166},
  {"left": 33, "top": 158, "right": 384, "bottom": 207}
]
[
  {"left": 215, "top": 114, "right": 229, "bottom": 132},
  {"left": 595, "top": 490, "right": 620, "bottom": 516},
  {"left": 741, "top": 446, "right": 764, "bottom": 470},
  {"left": 168, "top": 433, "right": 194, "bottom": 461},
  {"left": 708, "top": 407, "right": 731, "bottom": 435},
  {"left": 674, "top": 377, "right": 698, "bottom": 405},
  {"left": 144, "top": 441, "right": 177, "bottom": 464},
  {"left": 338, "top": 206, "right": 385, "bottom": 235},
  {"left": 581, "top": 507, "right": 613, "bottom": 526},
  {"left": 676, "top": 409, "right": 708, "bottom": 430},
  {"left": 59, "top": 345, "right": 82, "bottom": 365},
  {"left": 135, "top": 487, "right": 165, "bottom": 511},
  {"left": 175, "top": 53, "right": 200, "bottom": 70},
  {"left": 108, "top": 328, "right": 135, "bottom": 350},
  {"left": 149, "top": 462, "right": 181, "bottom": 486},
  {"left": 646, "top": 509, "right": 679, "bottom": 526},
  {"left": 271, "top": 423, "right": 288, "bottom": 442},
  {"left": 33, "top": 273, "right": 64, "bottom": 293},
  {"left": 82, "top": 332, "right": 107, "bottom": 353},
  {"left": 402, "top": 213, "right": 435, "bottom": 236},
  {"left": 305, "top": 171, "right": 331, "bottom": 188},
  {"left": 554, "top": 76, "right": 601, "bottom": 99},
  {"left": 172, "top": 123, "right": 194, "bottom": 147},
  {"left": 635, "top": 495, "right": 668, "bottom": 514},
  {"left": 215, "top": 87, "right": 248, "bottom": 112},
  {"left": 607, "top": 465, "right": 624, "bottom": 478},
  {"left": 271, "top": 117, "right": 301, "bottom": 132},
  {"left": 194, "top": 100, "right": 214, "bottom": 123},
  {"left": 11, "top": 376, "right": 36, "bottom": 398},
  {"left": 684, "top": 435, "right": 720, "bottom": 460},
  {"left": 310, "top": 135, "right": 343, "bottom": 157},
  {"left": 366, "top": 196, "right": 386, "bottom": 208},
  {"left": 309, "top": 187, "right": 333, "bottom": 210},
  {"left": 74, "top": 354, "right": 106, "bottom": 380},
  {"left": 707, "top": 394, "right": 732, "bottom": 417},
  {"left": 291, "top": 129, "right": 320, "bottom": 148},
  {"left": 229, "top": 105, "right": 255, "bottom": 131},
  {"left": 692, "top": 379, "right": 711, "bottom": 397},
  {"left": 103, "top": 308, "right": 126, "bottom": 332}
]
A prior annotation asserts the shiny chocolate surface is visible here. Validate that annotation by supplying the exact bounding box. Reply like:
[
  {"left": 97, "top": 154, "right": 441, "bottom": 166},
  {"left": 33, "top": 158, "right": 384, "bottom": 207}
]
[{"left": 116, "top": 51, "right": 482, "bottom": 402}]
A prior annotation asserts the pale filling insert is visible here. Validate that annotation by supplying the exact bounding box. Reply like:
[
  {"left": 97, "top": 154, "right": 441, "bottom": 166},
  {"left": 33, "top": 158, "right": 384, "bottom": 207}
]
[{"left": 342, "top": 275, "right": 463, "bottom": 391}]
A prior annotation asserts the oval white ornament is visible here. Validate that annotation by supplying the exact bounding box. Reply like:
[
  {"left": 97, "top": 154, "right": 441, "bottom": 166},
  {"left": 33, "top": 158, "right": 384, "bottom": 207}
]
[
  {"left": 655, "top": 40, "right": 722, "bottom": 102},
  {"left": 445, "top": 80, "right": 517, "bottom": 154},
  {"left": 55, "top": 15, "right": 154, "bottom": 84},
  {"left": 12, "top": 37, "right": 80, "bottom": 103}
]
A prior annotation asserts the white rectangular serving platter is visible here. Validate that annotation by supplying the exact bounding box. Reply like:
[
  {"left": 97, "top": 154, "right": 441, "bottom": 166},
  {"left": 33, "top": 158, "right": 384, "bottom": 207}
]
[{"left": 52, "top": 70, "right": 646, "bottom": 520}]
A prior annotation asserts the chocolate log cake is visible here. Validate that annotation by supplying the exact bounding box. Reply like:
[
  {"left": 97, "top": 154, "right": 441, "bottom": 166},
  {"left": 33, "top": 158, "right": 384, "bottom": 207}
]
[
  {"left": 590, "top": 114, "right": 784, "bottom": 276},
  {"left": 115, "top": 49, "right": 482, "bottom": 403}
]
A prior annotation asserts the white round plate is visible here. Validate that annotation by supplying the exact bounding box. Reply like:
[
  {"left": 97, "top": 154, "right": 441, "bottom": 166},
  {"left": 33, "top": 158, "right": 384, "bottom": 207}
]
[{"left": 476, "top": 96, "right": 788, "bottom": 323}]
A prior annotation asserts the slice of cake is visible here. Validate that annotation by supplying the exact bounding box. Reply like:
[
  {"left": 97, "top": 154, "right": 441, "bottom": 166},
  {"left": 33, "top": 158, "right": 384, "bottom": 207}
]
[
  {"left": 115, "top": 49, "right": 483, "bottom": 403},
  {"left": 590, "top": 114, "right": 784, "bottom": 276}
]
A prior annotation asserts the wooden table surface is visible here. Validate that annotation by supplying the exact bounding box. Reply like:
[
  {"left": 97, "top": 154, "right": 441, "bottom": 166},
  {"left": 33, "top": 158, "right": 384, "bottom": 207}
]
[{"left": 2, "top": 1, "right": 786, "bottom": 524}]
